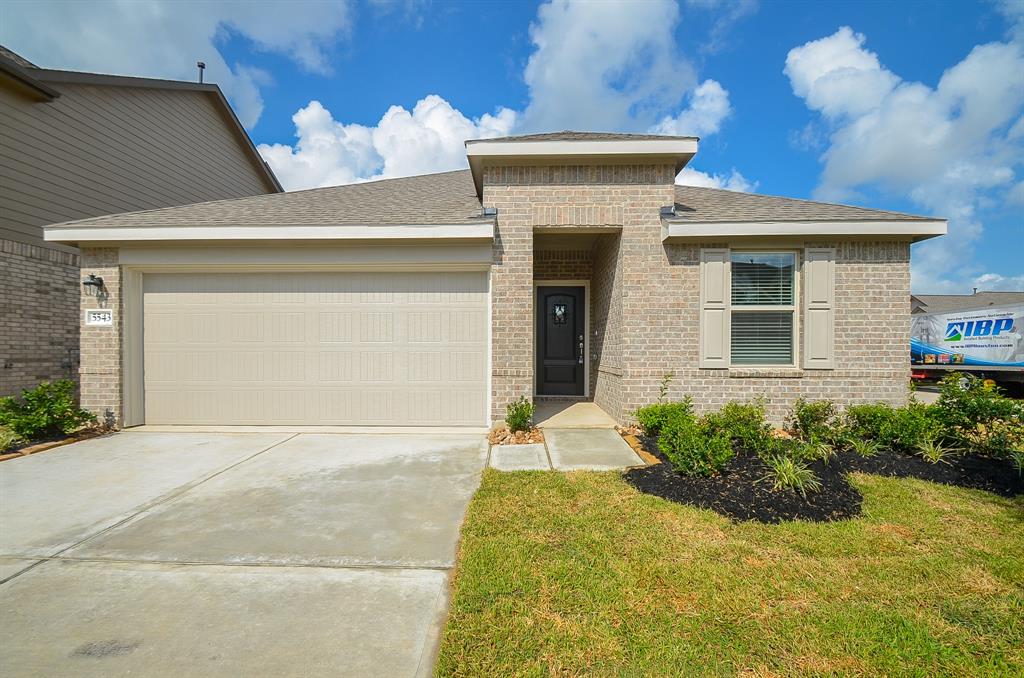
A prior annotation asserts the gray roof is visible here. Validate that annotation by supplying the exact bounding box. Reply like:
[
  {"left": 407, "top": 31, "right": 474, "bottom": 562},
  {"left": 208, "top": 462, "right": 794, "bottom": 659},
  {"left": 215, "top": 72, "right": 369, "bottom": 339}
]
[
  {"left": 48, "top": 169, "right": 488, "bottom": 229},
  {"left": 0, "top": 45, "right": 37, "bottom": 68},
  {"left": 474, "top": 131, "right": 699, "bottom": 143},
  {"left": 48, "top": 168, "right": 937, "bottom": 231},
  {"left": 673, "top": 184, "right": 935, "bottom": 223},
  {"left": 911, "top": 292, "right": 1024, "bottom": 314}
]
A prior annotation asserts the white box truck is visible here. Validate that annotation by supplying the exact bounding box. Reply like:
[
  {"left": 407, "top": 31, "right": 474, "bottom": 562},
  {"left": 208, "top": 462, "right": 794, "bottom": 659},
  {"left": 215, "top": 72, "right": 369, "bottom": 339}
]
[{"left": 911, "top": 302, "right": 1024, "bottom": 393}]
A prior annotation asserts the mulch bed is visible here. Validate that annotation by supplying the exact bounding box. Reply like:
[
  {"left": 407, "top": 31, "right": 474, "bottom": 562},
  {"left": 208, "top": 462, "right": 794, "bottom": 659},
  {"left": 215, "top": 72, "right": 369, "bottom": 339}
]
[{"left": 623, "top": 435, "right": 1022, "bottom": 524}]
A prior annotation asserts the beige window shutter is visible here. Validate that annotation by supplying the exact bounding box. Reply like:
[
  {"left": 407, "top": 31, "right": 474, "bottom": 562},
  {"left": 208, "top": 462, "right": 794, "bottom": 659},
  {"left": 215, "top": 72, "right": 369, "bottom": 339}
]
[
  {"left": 699, "top": 248, "right": 730, "bottom": 369},
  {"left": 803, "top": 247, "right": 836, "bottom": 369}
]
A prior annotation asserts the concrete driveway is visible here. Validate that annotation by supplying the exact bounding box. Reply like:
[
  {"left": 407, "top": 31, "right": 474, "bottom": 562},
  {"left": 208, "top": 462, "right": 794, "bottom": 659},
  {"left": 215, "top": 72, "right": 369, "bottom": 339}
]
[{"left": 0, "top": 431, "right": 487, "bottom": 677}]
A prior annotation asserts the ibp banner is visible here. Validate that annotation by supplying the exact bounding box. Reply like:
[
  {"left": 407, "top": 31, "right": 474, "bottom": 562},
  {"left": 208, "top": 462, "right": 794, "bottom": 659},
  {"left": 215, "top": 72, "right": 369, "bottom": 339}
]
[{"left": 911, "top": 304, "right": 1024, "bottom": 367}]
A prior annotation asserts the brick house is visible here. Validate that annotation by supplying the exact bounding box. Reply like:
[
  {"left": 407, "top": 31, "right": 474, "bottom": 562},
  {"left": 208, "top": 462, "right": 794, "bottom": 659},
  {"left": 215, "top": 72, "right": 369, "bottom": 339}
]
[
  {"left": 43, "top": 132, "right": 946, "bottom": 427},
  {"left": 0, "top": 46, "right": 280, "bottom": 397}
]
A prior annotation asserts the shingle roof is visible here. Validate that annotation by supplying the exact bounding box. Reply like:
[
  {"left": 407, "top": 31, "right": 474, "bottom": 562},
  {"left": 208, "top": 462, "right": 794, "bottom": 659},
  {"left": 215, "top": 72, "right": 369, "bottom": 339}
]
[
  {"left": 0, "top": 45, "right": 37, "bottom": 68},
  {"left": 476, "top": 131, "right": 698, "bottom": 142},
  {"left": 673, "top": 184, "right": 935, "bottom": 222},
  {"left": 47, "top": 168, "right": 937, "bottom": 231},
  {"left": 47, "top": 169, "right": 487, "bottom": 229},
  {"left": 911, "top": 292, "right": 1024, "bottom": 313}
]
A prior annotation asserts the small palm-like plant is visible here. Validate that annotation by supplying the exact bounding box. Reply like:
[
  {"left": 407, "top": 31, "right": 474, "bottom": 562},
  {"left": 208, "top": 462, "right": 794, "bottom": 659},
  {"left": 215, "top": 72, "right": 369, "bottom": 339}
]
[
  {"left": 849, "top": 437, "right": 880, "bottom": 458},
  {"left": 916, "top": 437, "right": 956, "bottom": 465},
  {"left": 805, "top": 439, "right": 836, "bottom": 465},
  {"left": 0, "top": 425, "right": 20, "bottom": 452},
  {"left": 762, "top": 456, "right": 823, "bottom": 499}
]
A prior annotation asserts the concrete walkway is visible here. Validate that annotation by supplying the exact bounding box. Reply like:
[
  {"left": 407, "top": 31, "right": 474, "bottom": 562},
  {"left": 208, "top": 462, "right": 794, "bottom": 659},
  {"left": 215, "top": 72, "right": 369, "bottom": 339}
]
[
  {"left": 0, "top": 431, "right": 487, "bottom": 677},
  {"left": 490, "top": 402, "right": 642, "bottom": 471}
]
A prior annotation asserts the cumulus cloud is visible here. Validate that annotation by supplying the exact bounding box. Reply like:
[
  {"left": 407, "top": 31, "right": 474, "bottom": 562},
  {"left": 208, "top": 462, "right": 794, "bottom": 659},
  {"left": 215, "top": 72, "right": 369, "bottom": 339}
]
[
  {"left": 677, "top": 167, "right": 755, "bottom": 192},
  {"left": 260, "top": 0, "right": 750, "bottom": 192},
  {"left": 651, "top": 79, "right": 732, "bottom": 137},
  {"left": 258, "top": 96, "right": 516, "bottom": 190},
  {"left": 0, "top": 0, "right": 351, "bottom": 128},
  {"left": 519, "top": 0, "right": 695, "bottom": 132},
  {"left": 785, "top": 25, "right": 1024, "bottom": 293}
]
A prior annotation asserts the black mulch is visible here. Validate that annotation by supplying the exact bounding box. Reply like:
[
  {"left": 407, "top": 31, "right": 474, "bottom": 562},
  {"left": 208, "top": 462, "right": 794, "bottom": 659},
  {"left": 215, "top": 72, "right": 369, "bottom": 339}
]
[{"left": 623, "top": 435, "right": 1022, "bottom": 524}]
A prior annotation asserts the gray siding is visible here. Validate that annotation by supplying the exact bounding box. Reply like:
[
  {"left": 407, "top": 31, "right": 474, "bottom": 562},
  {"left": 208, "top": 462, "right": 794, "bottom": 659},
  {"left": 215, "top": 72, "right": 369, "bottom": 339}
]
[{"left": 0, "top": 80, "right": 275, "bottom": 247}]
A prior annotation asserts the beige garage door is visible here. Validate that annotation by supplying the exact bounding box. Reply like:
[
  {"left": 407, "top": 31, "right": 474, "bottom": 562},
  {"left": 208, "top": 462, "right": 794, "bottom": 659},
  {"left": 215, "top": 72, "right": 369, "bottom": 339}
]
[{"left": 143, "top": 271, "right": 488, "bottom": 426}]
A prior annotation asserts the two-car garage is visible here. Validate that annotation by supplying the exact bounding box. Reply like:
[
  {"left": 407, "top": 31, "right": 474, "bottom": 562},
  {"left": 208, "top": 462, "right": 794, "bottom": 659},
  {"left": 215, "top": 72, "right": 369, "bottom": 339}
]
[{"left": 140, "top": 270, "right": 489, "bottom": 427}]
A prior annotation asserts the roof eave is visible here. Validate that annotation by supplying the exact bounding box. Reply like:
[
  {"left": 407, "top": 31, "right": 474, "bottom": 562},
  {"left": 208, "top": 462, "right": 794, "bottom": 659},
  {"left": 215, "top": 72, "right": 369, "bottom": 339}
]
[
  {"left": 0, "top": 55, "right": 60, "bottom": 100},
  {"left": 661, "top": 219, "right": 948, "bottom": 242},
  {"left": 43, "top": 221, "right": 496, "bottom": 246},
  {"left": 466, "top": 138, "right": 699, "bottom": 198}
]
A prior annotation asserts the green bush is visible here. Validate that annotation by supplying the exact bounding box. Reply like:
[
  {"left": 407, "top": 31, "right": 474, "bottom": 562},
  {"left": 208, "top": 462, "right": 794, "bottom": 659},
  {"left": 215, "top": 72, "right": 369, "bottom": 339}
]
[
  {"left": 658, "top": 413, "right": 734, "bottom": 476},
  {"left": 0, "top": 425, "right": 20, "bottom": 452},
  {"left": 702, "top": 399, "right": 773, "bottom": 453},
  {"left": 0, "top": 380, "right": 95, "bottom": 440},
  {"left": 843, "top": 402, "right": 941, "bottom": 453},
  {"left": 787, "top": 399, "right": 840, "bottom": 443},
  {"left": 504, "top": 396, "right": 535, "bottom": 433},
  {"left": 935, "top": 373, "right": 1022, "bottom": 430},
  {"left": 635, "top": 398, "right": 693, "bottom": 436}
]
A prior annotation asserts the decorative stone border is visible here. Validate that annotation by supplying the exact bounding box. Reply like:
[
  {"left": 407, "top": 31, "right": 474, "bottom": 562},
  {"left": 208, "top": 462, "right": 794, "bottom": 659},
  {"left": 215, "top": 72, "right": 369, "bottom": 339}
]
[{"left": 0, "top": 428, "right": 111, "bottom": 462}]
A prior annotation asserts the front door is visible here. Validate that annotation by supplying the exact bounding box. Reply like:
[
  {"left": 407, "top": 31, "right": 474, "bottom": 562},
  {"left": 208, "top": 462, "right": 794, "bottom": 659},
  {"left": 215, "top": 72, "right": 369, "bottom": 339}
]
[{"left": 536, "top": 286, "right": 585, "bottom": 396}]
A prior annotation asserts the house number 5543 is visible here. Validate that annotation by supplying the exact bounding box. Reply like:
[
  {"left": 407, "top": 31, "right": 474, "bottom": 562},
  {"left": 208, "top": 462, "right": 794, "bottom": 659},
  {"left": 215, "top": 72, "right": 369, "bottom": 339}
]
[{"left": 84, "top": 309, "right": 113, "bottom": 326}]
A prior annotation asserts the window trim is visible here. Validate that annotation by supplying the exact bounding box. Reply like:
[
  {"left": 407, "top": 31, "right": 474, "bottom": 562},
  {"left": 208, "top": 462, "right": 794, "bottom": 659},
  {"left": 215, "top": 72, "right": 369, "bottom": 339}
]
[{"left": 728, "top": 249, "right": 800, "bottom": 368}]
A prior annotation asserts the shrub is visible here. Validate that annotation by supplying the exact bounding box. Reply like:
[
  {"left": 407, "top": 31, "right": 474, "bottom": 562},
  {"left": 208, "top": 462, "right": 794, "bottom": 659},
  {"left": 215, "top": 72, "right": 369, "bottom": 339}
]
[
  {"left": 955, "top": 419, "right": 1024, "bottom": 458},
  {"left": 787, "top": 398, "right": 840, "bottom": 443},
  {"left": 762, "top": 455, "right": 822, "bottom": 498},
  {"left": 0, "top": 425, "right": 20, "bottom": 452},
  {"left": 635, "top": 398, "right": 693, "bottom": 436},
  {"left": 935, "top": 373, "right": 1022, "bottom": 432},
  {"left": 802, "top": 439, "right": 837, "bottom": 465},
  {"left": 0, "top": 380, "right": 95, "bottom": 440},
  {"left": 658, "top": 414, "right": 733, "bottom": 476},
  {"left": 504, "top": 396, "right": 535, "bottom": 433},
  {"left": 843, "top": 402, "right": 941, "bottom": 453},
  {"left": 702, "top": 399, "right": 773, "bottom": 453}
]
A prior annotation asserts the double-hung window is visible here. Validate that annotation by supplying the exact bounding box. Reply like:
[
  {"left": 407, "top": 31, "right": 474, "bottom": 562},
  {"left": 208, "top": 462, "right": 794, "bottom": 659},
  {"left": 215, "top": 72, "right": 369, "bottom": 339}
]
[{"left": 729, "top": 251, "right": 796, "bottom": 366}]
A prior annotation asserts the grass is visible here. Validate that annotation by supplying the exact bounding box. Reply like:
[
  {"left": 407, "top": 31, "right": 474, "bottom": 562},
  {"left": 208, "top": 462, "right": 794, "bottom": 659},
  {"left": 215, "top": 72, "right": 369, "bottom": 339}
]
[{"left": 437, "top": 470, "right": 1024, "bottom": 677}]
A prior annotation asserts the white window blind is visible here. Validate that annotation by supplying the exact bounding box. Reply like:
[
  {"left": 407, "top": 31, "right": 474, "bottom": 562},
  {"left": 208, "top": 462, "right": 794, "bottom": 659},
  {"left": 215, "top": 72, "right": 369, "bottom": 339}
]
[{"left": 730, "top": 252, "right": 796, "bottom": 366}]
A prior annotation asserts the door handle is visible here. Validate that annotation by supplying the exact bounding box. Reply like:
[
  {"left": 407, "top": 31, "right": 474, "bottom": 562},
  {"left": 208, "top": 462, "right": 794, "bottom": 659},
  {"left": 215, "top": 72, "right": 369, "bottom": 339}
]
[{"left": 577, "top": 339, "right": 584, "bottom": 364}]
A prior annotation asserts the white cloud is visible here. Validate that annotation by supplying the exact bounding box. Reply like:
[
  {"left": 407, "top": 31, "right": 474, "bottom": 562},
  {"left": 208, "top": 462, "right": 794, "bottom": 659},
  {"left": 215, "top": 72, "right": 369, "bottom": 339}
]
[
  {"left": 972, "top": 272, "right": 1024, "bottom": 291},
  {"left": 651, "top": 79, "right": 732, "bottom": 137},
  {"left": 0, "top": 0, "right": 351, "bottom": 128},
  {"left": 785, "top": 25, "right": 1024, "bottom": 293},
  {"left": 676, "top": 167, "right": 755, "bottom": 192},
  {"left": 519, "top": 0, "right": 695, "bottom": 132},
  {"left": 258, "top": 96, "right": 516, "bottom": 190},
  {"left": 684, "top": 0, "right": 759, "bottom": 55}
]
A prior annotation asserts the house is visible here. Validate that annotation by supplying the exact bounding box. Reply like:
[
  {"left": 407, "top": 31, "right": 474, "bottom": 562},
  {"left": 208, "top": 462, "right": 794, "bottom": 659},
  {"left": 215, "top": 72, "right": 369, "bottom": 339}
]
[
  {"left": 0, "top": 46, "right": 281, "bottom": 397},
  {"left": 911, "top": 291, "right": 1024, "bottom": 314},
  {"left": 43, "top": 132, "right": 947, "bottom": 427}
]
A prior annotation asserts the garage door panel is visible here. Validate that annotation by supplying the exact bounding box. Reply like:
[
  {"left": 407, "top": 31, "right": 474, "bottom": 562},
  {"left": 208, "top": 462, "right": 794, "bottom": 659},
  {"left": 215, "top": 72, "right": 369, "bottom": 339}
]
[{"left": 143, "top": 272, "right": 488, "bottom": 426}]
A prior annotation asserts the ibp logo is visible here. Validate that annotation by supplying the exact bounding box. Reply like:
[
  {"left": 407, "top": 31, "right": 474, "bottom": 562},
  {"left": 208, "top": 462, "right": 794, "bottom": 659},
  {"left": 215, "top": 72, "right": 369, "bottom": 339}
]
[{"left": 944, "top": 318, "right": 1013, "bottom": 341}]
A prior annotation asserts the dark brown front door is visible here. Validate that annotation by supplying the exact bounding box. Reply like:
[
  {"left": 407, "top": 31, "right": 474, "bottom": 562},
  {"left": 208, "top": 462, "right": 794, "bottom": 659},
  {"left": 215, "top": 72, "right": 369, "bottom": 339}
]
[{"left": 536, "top": 286, "right": 585, "bottom": 396}]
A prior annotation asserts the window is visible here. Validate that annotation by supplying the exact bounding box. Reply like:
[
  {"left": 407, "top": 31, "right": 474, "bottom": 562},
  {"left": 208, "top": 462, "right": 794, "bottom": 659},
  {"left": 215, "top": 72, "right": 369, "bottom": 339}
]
[{"left": 730, "top": 252, "right": 796, "bottom": 365}]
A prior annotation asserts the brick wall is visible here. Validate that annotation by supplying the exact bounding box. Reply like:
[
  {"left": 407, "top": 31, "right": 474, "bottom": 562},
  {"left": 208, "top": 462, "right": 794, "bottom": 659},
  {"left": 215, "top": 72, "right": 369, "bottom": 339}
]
[
  {"left": 0, "top": 239, "right": 80, "bottom": 396},
  {"left": 590, "top": 234, "right": 623, "bottom": 419},
  {"left": 78, "top": 248, "right": 122, "bottom": 426},
  {"left": 625, "top": 240, "right": 912, "bottom": 423},
  {"left": 533, "top": 250, "right": 592, "bottom": 280}
]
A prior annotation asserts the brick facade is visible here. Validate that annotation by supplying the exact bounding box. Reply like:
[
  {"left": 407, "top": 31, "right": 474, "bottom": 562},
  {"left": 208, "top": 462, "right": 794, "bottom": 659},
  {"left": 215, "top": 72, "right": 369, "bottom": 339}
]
[
  {"left": 485, "top": 163, "right": 912, "bottom": 424},
  {"left": 0, "top": 239, "right": 81, "bottom": 396},
  {"left": 78, "top": 248, "right": 122, "bottom": 426}
]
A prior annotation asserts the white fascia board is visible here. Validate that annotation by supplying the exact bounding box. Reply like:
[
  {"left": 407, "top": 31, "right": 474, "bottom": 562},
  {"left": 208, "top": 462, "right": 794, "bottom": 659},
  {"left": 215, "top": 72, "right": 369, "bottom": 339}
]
[
  {"left": 466, "top": 138, "right": 698, "bottom": 159},
  {"left": 44, "top": 222, "right": 495, "bottom": 244},
  {"left": 661, "top": 219, "right": 948, "bottom": 242}
]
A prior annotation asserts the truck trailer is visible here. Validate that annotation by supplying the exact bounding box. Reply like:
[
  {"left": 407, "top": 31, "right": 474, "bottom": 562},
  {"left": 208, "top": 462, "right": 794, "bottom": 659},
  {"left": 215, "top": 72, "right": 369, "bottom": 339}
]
[{"left": 911, "top": 302, "right": 1024, "bottom": 393}]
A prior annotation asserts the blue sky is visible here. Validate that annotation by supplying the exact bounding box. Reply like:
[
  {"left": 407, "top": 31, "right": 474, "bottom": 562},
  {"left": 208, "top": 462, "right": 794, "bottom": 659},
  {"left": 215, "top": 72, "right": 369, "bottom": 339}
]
[{"left": 2, "top": 0, "right": 1022, "bottom": 292}]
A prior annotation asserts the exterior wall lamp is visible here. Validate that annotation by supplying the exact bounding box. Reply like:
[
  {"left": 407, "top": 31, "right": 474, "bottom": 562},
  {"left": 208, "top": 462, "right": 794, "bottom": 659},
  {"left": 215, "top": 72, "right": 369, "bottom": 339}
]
[{"left": 82, "top": 274, "right": 105, "bottom": 296}]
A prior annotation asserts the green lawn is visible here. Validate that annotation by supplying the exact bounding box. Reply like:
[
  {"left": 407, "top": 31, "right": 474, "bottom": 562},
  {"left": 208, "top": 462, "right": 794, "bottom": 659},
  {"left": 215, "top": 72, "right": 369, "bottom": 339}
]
[{"left": 437, "top": 470, "right": 1024, "bottom": 677}]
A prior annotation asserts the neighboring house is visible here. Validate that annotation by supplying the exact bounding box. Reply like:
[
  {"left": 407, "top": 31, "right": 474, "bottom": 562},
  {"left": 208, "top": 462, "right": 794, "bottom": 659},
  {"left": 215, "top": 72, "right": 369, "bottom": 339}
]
[
  {"left": 0, "top": 46, "right": 281, "bottom": 396},
  {"left": 911, "top": 291, "right": 1024, "bottom": 314},
  {"left": 43, "top": 132, "right": 946, "bottom": 426}
]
